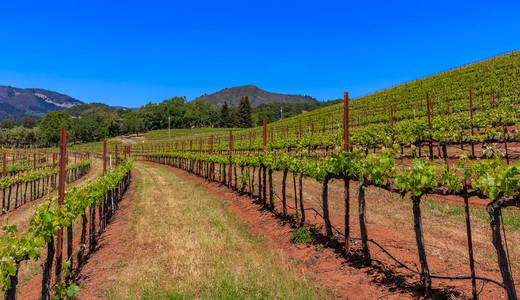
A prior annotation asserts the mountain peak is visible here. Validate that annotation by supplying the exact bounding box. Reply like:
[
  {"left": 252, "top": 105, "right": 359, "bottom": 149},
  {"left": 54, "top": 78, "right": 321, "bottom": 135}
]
[
  {"left": 0, "top": 85, "right": 84, "bottom": 120},
  {"left": 195, "top": 85, "right": 316, "bottom": 107}
]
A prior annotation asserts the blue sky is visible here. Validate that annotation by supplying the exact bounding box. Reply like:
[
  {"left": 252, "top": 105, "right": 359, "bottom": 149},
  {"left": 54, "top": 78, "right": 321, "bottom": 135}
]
[{"left": 1, "top": 1, "right": 519, "bottom": 107}]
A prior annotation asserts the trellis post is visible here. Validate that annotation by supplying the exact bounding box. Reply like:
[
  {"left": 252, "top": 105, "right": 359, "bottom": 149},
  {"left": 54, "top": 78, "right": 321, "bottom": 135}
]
[
  {"left": 462, "top": 183, "right": 478, "bottom": 300},
  {"left": 2, "top": 152, "right": 5, "bottom": 213},
  {"left": 299, "top": 120, "right": 302, "bottom": 139},
  {"left": 426, "top": 92, "right": 433, "bottom": 160},
  {"left": 55, "top": 128, "right": 67, "bottom": 278},
  {"left": 229, "top": 130, "right": 233, "bottom": 188},
  {"left": 263, "top": 118, "right": 267, "bottom": 151},
  {"left": 103, "top": 140, "right": 107, "bottom": 175},
  {"left": 115, "top": 145, "right": 118, "bottom": 167},
  {"left": 344, "top": 92, "right": 350, "bottom": 151},
  {"left": 469, "top": 89, "right": 475, "bottom": 158},
  {"left": 343, "top": 92, "right": 351, "bottom": 256}
]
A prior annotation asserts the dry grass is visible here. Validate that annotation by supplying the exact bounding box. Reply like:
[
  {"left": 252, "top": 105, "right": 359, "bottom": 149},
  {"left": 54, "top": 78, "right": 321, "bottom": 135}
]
[
  {"left": 105, "top": 162, "right": 334, "bottom": 299},
  {"left": 259, "top": 168, "right": 518, "bottom": 297}
]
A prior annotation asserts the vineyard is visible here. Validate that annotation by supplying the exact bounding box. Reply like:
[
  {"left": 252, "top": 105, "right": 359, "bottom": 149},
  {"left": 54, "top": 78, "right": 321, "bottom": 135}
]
[
  {"left": 0, "top": 50, "right": 519, "bottom": 299},
  {"left": 0, "top": 131, "right": 132, "bottom": 299},
  {"left": 126, "top": 52, "right": 520, "bottom": 299}
]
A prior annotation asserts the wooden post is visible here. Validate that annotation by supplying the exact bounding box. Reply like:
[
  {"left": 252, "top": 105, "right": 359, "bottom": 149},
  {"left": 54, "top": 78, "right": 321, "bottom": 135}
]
[
  {"left": 229, "top": 130, "right": 233, "bottom": 155},
  {"left": 199, "top": 138, "right": 202, "bottom": 153},
  {"left": 229, "top": 130, "right": 233, "bottom": 187},
  {"left": 55, "top": 128, "right": 67, "bottom": 278},
  {"left": 103, "top": 140, "right": 107, "bottom": 175},
  {"left": 210, "top": 136, "right": 214, "bottom": 154},
  {"left": 343, "top": 92, "right": 351, "bottom": 256},
  {"left": 343, "top": 92, "right": 349, "bottom": 151},
  {"left": 469, "top": 89, "right": 475, "bottom": 158},
  {"left": 299, "top": 120, "right": 302, "bottom": 139},
  {"left": 2, "top": 152, "right": 5, "bottom": 178},
  {"left": 115, "top": 145, "right": 118, "bottom": 167},
  {"left": 463, "top": 187, "right": 478, "bottom": 300},
  {"left": 33, "top": 153, "right": 36, "bottom": 170},
  {"left": 390, "top": 107, "right": 394, "bottom": 130},
  {"left": 263, "top": 118, "right": 267, "bottom": 151},
  {"left": 426, "top": 92, "right": 433, "bottom": 160},
  {"left": 2, "top": 152, "right": 5, "bottom": 213}
]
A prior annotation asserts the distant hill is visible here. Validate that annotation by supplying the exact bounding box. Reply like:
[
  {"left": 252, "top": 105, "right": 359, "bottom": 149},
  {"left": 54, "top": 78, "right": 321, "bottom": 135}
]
[
  {"left": 66, "top": 102, "right": 129, "bottom": 117},
  {"left": 194, "top": 85, "right": 317, "bottom": 107},
  {"left": 0, "top": 86, "right": 84, "bottom": 120}
]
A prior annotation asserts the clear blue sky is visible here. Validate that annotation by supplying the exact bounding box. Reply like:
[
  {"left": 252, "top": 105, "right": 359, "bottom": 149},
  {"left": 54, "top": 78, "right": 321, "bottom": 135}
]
[{"left": 1, "top": 0, "right": 519, "bottom": 107}]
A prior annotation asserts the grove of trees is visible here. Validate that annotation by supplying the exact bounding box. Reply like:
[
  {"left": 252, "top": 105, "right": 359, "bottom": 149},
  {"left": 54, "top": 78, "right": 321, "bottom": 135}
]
[{"left": 0, "top": 96, "right": 255, "bottom": 146}]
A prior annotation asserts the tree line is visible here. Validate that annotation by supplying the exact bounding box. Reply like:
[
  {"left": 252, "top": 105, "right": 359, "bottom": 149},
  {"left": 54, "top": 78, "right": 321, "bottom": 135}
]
[
  {"left": 0, "top": 94, "right": 339, "bottom": 147},
  {"left": 0, "top": 96, "right": 253, "bottom": 146}
]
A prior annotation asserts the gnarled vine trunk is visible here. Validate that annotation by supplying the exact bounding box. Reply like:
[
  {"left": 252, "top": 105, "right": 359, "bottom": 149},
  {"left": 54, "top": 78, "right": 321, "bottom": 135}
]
[
  {"left": 487, "top": 201, "right": 518, "bottom": 300},
  {"left": 298, "top": 173, "right": 305, "bottom": 224},
  {"left": 321, "top": 173, "right": 333, "bottom": 237},
  {"left": 281, "top": 168, "right": 288, "bottom": 217},
  {"left": 358, "top": 182, "right": 370, "bottom": 262},
  {"left": 411, "top": 195, "right": 431, "bottom": 295}
]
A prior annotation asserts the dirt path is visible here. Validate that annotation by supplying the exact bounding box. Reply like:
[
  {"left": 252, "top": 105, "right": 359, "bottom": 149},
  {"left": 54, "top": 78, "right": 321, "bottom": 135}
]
[
  {"left": 73, "top": 162, "right": 336, "bottom": 299},
  {"left": 152, "top": 163, "right": 447, "bottom": 299},
  {"left": 120, "top": 135, "right": 138, "bottom": 145}
]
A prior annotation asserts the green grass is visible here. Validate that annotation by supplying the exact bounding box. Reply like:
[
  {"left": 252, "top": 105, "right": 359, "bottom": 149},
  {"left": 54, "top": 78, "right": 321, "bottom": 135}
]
[
  {"left": 422, "top": 195, "right": 520, "bottom": 232},
  {"left": 290, "top": 227, "right": 314, "bottom": 244},
  {"left": 104, "top": 162, "right": 334, "bottom": 300},
  {"left": 144, "top": 127, "right": 237, "bottom": 140}
]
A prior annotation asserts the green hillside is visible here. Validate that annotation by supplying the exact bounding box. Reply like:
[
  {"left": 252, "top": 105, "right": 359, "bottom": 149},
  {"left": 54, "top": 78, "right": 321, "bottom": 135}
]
[{"left": 140, "top": 50, "right": 520, "bottom": 152}]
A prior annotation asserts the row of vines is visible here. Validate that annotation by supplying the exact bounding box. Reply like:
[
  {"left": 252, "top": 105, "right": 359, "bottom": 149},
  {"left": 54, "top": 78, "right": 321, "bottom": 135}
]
[{"left": 0, "top": 132, "right": 133, "bottom": 299}]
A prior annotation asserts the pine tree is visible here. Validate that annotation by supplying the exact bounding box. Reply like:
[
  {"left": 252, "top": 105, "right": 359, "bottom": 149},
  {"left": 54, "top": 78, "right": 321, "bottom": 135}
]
[
  {"left": 236, "top": 96, "right": 253, "bottom": 128},
  {"left": 220, "top": 101, "right": 234, "bottom": 127}
]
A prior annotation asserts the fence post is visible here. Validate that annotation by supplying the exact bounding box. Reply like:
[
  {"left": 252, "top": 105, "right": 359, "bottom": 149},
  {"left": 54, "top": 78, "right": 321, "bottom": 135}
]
[
  {"left": 103, "top": 140, "right": 107, "bottom": 175},
  {"left": 344, "top": 92, "right": 349, "bottom": 151},
  {"left": 115, "top": 145, "right": 119, "bottom": 167},
  {"left": 299, "top": 120, "right": 302, "bottom": 139},
  {"left": 2, "top": 152, "right": 5, "bottom": 213},
  {"left": 463, "top": 185, "right": 478, "bottom": 300},
  {"left": 55, "top": 128, "right": 67, "bottom": 279},
  {"left": 229, "top": 130, "right": 233, "bottom": 188},
  {"left": 469, "top": 89, "right": 475, "bottom": 158},
  {"left": 426, "top": 92, "right": 433, "bottom": 160},
  {"left": 263, "top": 118, "right": 267, "bottom": 151},
  {"left": 343, "top": 92, "right": 351, "bottom": 256}
]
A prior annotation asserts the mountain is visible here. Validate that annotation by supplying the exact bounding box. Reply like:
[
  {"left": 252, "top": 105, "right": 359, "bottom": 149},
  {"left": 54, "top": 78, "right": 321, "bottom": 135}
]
[
  {"left": 194, "top": 85, "right": 317, "bottom": 107},
  {"left": 0, "top": 86, "right": 84, "bottom": 121}
]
